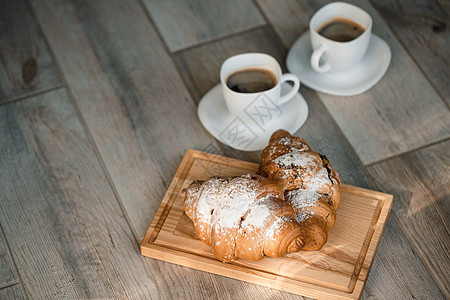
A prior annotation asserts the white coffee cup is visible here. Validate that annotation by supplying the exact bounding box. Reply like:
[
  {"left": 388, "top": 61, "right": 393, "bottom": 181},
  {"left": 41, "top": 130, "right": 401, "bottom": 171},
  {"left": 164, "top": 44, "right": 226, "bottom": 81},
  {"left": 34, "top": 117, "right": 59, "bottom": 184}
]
[
  {"left": 220, "top": 53, "right": 300, "bottom": 124},
  {"left": 310, "top": 2, "right": 372, "bottom": 73}
]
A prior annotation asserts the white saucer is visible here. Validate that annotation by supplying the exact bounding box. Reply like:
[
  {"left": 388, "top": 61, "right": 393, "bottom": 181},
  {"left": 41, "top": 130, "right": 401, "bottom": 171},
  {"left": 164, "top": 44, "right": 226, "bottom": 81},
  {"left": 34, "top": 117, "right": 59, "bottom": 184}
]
[
  {"left": 198, "top": 83, "right": 308, "bottom": 151},
  {"left": 286, "top": 32, "right": 391, "bottom": 96}
]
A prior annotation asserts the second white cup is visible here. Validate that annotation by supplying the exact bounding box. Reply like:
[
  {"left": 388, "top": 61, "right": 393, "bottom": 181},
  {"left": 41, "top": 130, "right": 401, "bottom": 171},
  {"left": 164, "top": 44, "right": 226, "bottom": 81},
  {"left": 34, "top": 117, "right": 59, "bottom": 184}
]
[{"left": 310, "top": 2, "right": 373, "bottom": 73}]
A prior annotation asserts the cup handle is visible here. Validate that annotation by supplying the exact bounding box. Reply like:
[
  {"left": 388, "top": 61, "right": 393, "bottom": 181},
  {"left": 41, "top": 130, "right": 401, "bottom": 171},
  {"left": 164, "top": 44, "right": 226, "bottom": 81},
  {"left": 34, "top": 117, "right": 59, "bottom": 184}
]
[
  {"left": 311, "top": 44, "right": 331, "bottom": 73},
  {"left": 278, "top": 73, "right": 300, "bottom": 106}
]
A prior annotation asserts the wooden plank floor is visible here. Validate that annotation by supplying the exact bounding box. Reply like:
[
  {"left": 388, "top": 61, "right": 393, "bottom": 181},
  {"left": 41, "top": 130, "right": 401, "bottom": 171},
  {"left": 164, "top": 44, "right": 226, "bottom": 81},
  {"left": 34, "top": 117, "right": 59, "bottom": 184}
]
[
  {"left": 0, "top": 229, "right": 17, "bottom": 289},
  {"left": 0, "top": 0, "right": 448, "bottom": 299},
  {"left": 370, "top": 0, "right": 450, "bottom": 105},
  {"left": 366, "top": 140, "right": 450, "bottom": 296},
  {"left": 0, "top": 0, "right": 62, "bottom": 104},
  {"left": 0, "top": 89, "right": 164, "bottom": 299},
  {"left": 141, "top": 0, "right": 266, "bottom": 51},
  {"left": 0, "top": 285, "right": 25, "bottom": 300},
  {"left": 362, "top": 217, "right": 445, "bottom": 299}
]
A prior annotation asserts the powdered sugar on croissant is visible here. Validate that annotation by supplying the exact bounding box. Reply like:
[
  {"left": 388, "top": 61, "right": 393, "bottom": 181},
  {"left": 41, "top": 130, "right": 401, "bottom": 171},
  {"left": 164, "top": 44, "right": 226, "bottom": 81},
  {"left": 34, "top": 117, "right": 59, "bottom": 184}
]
[
  {"left": 181, "top": 175, "right": 305, "bottom": 262},
  {"left": 258, "top": 130, "right": 341, "bottom": 250}
]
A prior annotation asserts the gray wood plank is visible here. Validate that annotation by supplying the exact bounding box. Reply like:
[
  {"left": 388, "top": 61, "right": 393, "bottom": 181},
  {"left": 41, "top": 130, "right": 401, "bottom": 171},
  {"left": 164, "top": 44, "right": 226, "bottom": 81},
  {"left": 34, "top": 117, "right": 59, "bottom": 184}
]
[
  {"left": 0, "top": 0, "right": 62, "bottom": 103},
  {"left": 437, "top": 0, "right": 450, "bottom": 14},
  {"left": 363, "top": 216, "right": 445, "bottom": 300},
  {"left": 0, "top": 227, "right": 16, "bottom": 288},
  {"left": 173, "top": 26, "right": 371, "bottom": 188},
  {"left": 141, "top": 0, "right": 266, "bottom": 52},
  {"left": 0, "top": 88, "right": 164, "bottom": 299},
  {"left": 257, "top": 0, "right": 450, "bottom": 165},
  {"left": 366, "top": 140, "right": 450, "bottom": 297},
  {"left": 370, "top": 0, "right": 450, "bottom": 105},
  {"left": 255, "top": 0, "right": 310, "bottom": 48},
  {"left": 0, "top": 285, "right": 25, "bottom": 300},
  {"left": 30, "top": 0, "right": 220, "bottom": 241}
]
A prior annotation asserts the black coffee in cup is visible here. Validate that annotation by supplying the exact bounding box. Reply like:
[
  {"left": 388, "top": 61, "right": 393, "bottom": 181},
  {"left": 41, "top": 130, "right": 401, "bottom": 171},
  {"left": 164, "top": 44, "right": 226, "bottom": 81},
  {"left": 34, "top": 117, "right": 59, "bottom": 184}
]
[
  {"left": 318, "top": 18, "right": 365, "bottom": 42},
  {"left": 226, "top": 68, "right": 277, "bottom": 93}
]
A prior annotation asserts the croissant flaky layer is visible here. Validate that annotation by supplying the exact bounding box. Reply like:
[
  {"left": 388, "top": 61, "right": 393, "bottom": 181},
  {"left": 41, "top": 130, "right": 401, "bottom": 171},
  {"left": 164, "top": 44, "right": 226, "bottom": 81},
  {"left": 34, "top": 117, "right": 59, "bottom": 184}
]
[
  {"left": 181, "top": 175, "right": 305, "bottom": 262},
  {"left": 258, "top": 129, "right": 341, "bottom": 250}
]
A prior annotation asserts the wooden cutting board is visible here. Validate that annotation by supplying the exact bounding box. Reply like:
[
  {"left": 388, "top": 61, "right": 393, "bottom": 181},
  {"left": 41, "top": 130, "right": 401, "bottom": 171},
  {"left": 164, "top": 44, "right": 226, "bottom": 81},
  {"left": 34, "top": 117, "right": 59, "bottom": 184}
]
[{"left": 140, "top": 150, "right": 393, "bottom": 299}]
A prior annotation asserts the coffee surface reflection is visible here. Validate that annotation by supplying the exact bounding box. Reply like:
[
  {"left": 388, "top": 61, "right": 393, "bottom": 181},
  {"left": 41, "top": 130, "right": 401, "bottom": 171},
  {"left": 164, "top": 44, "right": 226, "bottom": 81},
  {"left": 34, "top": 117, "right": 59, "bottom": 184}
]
[
  {"left": 226, "top": 68, "right": 277, "bottom": 93},
  {"left": 318, "top": 18, "right": 365, "bottom": 42}
]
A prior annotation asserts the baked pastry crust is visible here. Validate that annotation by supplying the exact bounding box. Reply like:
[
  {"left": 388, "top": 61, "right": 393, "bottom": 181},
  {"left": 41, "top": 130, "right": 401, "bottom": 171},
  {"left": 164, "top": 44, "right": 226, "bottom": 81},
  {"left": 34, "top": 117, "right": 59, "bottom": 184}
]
[
  {"left": 258, "top": 130, "right": 341, "bottom": 250},
  {"left": 181, "top": 175, "right": 305, "bottom": 262}
]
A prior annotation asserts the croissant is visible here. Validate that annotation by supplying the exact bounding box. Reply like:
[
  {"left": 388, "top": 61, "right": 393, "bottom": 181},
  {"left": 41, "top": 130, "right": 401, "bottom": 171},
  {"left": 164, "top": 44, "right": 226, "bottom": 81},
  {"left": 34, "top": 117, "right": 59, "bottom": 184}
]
[
  {"left": 258, "top": 130, "right": 341, "bottom": 250},
  {"left": 181, "top": 174, "right": 305, "bottom": 262}
]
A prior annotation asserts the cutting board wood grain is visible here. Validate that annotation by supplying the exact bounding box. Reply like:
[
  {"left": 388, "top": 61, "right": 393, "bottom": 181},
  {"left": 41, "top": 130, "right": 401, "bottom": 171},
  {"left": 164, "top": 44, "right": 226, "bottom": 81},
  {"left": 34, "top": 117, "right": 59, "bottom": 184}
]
[{"left": 141, "top": 150, "right": 393, "bottom": 299}]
